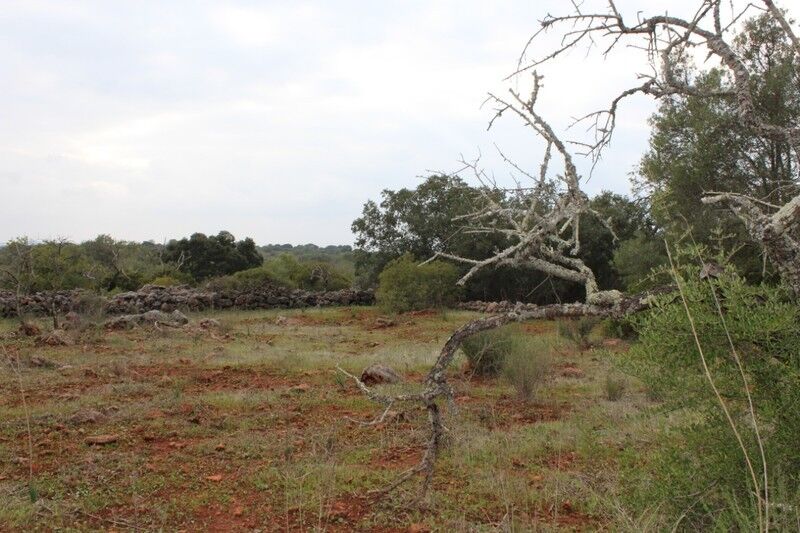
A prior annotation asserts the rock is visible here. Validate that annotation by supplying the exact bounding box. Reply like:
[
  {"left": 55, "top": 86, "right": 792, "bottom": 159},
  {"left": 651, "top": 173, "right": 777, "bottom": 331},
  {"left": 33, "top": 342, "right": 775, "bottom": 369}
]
[
  {"left": 85, "top": 434, "right": 119, "bottom": 445},
  {"left": 36, "top": 329, "right": 73, "bottom": 346},
  {"left": 69, "top": 409, "right": 106, "bottom": 425},
  {"left": 104, "top": 309, "right": 189, "bottom": 330},
  {"left": 360, "top": 363, "right": 401, "bottom": 386},
  {"left": 374, "top": 317, "right": 395, "bottom": 328},
  {"left": 601, "top": 338, "right": 623, "bottom": 348},
  {"left": 384, "top": 410, "right": 407, "bottom": 423},
  {"left": 561, "top": 366, "right": 585, "bottom": 379},
  {"left": 28, "top": 355, "right": 56, "bottom": 368},
  {"left": 19, "top": 321, "right": 42, "bottom": 337},
  {"left": 2, "top": 286, "right": 375, "bottom": 318},
  {"left": 700, "top": 261, "right": 725, "bottom": 280},
  {"left": 63, "top": 312, "right": 81, "bottom": 330},
  {"left": 198, "top": 318, "right": 221, "bottom": 329}
]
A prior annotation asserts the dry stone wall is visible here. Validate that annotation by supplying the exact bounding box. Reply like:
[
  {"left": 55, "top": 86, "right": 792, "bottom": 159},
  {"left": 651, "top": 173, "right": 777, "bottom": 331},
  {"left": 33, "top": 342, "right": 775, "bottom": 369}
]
[{"left": 0, "top": 284, "right": 375, "bottom": 318}]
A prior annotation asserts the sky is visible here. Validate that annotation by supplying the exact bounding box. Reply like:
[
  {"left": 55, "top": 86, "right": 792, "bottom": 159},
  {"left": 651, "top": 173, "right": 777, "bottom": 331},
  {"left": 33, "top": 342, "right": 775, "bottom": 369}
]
[{"left": 0, "top": 0, "right": 703, "bottom": 245}]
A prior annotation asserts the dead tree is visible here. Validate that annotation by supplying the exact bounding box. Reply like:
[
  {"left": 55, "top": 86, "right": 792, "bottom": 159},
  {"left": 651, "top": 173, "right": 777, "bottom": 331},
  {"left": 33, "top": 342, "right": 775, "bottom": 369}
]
[{"left": 345, "top": 0, "right": 800, "bottom": 497}]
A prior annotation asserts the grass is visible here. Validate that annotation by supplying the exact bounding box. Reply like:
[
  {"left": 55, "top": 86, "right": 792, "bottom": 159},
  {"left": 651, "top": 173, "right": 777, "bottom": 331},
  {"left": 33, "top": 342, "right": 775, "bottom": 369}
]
[{"left": 0, "top": 306, "right": 664, "bottom": 531}]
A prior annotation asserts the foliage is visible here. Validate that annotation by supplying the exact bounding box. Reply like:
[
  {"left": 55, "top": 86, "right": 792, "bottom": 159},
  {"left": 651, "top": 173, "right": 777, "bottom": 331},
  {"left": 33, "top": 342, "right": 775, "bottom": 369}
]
[
  {"left": 635, "top": 14, "right": 800, "bottom": 282},
  {"left": 353, "top": 175, "right": 651, "bottom": 303},
  {"left": 375, "top": 254, "right": 461, "bottom": 313},
  {"left": 206, "top": 255, "right": 353, "bottom": 293},
  {"left": 163, "top": 231, "right": 262, "bottom": 282},
  {"left": 261, "top": 254, "right": 351, "bottom": 291},
  {"left": 603, "top": 373, "right": 627, "bottom": 401},
  {"left": 557, "top": 317, "right": 599, "bottom": 350},
  {"left": 619, "top": 257, "right": 800, "bottom": 529},
  {"left": 502, "top": 338, "right": 552, "bottom": 401},
  {"left": 461, "top": 326, "right": 553, "bottom": 397},
  {"left": 612, "top": 232, "right": 669, "bottom": 290},
  {"left": 206, "top": 266, "right": 282, "bottom": 292},
  {"left": 148, "top": 275, "right": 184, "bottom": 287}
]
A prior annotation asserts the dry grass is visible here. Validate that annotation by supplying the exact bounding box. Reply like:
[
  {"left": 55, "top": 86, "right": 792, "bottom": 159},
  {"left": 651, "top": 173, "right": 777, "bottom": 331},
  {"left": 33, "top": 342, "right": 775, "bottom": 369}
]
[{"left": 0, "top": 306, "right": 656, "bottom": 531}]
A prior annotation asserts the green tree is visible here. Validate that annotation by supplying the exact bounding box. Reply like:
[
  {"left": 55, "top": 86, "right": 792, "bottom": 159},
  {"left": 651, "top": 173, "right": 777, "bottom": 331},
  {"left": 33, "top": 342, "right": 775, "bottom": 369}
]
[
  {"left": 353, "top": 175, "right": 650, "bottom": 302},
  {"left": 163, "top": 231, "right": 263, "bottom": 282},
  {"left": 636, "top": 13, "right": 799, "bottom": 280}
]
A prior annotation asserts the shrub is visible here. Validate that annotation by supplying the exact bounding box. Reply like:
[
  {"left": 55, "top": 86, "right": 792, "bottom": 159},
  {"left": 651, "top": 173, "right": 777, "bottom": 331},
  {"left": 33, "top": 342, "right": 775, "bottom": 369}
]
[
  {"left": 601, "top": 317, "right": 637, "bottom": 340},
  {"left": 603, "top": 373, "right": 627, "bottom": 401},
  {"left": 375, "top": 254, "right": 461, "bottom": 313},
  {"left": 503, "top": 338, "right": 552, "bottom": 401},
  {"left": 557, "top": 317, "right": 599, "bottom": 350},
  {"left": 462, "top": 327, "right": 520, "bottom": 377},
  {"left": 461, "top": 326, "right": 552, "bottom": 392},
  {"left": 148, "top": 275, "right": 183, "bottom": 287},
  {"left": 618, "top": 261, "right": 800, "bottom": 530},
  {"left": 205, "top": 266, "right": 283, "bottom": 292}
]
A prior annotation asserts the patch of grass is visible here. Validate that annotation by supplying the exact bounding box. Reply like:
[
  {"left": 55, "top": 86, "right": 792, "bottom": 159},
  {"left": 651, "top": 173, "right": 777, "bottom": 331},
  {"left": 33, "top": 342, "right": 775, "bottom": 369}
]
[
  {"left": 557, "top": 317, "right": 600, "bottom": 350},
  {"left": 0, "top": 308, "right": 670, "bottom": 531},
  {"left": 604, "top": 373, "right": 627, "bottom": 401}
]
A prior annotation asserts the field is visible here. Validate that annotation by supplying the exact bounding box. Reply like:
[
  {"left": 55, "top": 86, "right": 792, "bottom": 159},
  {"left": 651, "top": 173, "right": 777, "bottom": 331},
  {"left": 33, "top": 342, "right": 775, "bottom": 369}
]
[{"left": 0, "top": 307, "right": 661, "bottom": 531}]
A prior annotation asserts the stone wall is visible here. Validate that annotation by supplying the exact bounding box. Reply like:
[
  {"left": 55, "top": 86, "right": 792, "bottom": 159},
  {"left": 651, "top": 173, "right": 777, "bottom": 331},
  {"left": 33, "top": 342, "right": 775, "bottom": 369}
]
[{"left": 0, "top": 284, "right": 375, "bottom": 318}]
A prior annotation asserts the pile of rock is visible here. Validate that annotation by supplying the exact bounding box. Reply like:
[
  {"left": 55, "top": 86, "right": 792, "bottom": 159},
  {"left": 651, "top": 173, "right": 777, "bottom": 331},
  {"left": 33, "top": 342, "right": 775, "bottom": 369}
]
[
  {"left": 106, "top": 284, "right": 374, "bottom": 314},
  {"left": 0, "top": 290, "right": 94, "bottom": 318},
  {"left": 104, "top": 285, "right": 215, "bottom": 314}
]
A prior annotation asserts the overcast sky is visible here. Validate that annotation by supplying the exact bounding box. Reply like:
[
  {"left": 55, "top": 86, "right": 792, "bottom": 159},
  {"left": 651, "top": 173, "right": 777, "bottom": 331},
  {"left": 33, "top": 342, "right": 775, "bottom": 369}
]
[{"left": 1, "top": 1, "right": 704, "bottom": 245}]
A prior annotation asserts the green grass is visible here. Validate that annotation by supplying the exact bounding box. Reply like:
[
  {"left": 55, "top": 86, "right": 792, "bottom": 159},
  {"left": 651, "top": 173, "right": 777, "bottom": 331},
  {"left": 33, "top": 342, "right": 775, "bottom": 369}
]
[{"left": 0, "top": 307, "right": 668, "bottom": 531}]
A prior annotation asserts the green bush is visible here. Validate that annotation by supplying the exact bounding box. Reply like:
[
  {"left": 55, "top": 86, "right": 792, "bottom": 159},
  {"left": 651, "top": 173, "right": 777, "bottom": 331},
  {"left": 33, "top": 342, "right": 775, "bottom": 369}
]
[
  {"left": 461, "top": 326, "right": 553, "bottom": 388},
  {"left": 618, "top": 261, "right": 800, "bottom": 530},
  {"left": 503, "top": 338, "right": 552, "bottom": 401},
  {"left": 375, "top": 254, "right": 461, "bottom": 313},
  {"left": 603, "top": 373, "right": 627, "bottom": 401},
  {"left": 557, "top": 317, "right": 599, "bottom": 350},
  {"left": 205, "top": 266, "right": 283, "bottom": 292},
  {"left": 462, "top": 327, "right": 520, "bottom": 376},
  {"left": 148, "top": 275, "right": 183, "bottom": 287}
]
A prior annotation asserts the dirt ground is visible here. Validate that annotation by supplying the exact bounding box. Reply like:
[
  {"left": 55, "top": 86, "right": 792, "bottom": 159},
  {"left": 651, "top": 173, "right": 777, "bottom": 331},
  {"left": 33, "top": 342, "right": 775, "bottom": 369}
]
[{"left": 0, "top": 306, "right": 650, "bottom": 531}]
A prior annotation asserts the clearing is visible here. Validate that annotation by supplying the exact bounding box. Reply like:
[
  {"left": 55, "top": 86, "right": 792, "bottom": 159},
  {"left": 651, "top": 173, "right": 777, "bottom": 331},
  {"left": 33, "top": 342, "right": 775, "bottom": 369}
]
[{"left": 1, "top": 307, "right": 655, "bottom": 531}]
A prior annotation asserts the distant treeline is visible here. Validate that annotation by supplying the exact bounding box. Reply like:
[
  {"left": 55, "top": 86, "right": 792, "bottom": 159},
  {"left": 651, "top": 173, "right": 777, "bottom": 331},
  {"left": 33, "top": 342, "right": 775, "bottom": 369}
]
[{"left": 0, "top": 233, "right": 356, "bottom": 295}]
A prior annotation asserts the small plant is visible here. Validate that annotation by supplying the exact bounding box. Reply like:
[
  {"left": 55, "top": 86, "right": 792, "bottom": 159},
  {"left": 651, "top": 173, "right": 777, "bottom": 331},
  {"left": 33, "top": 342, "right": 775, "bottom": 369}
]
[
  {"left": 462, "top": 327, "right": 553, "bottom": 396},
  {"left": 461, "top": 327, "right": 520, "bottom": 376},
  {"left": 604, "top": 373, "right": 627, "bottom": 401},
  {"left": 503, "top": 340, "right": 551, "bottom": 401},
  {"left": 557, "top": 317, "right": 599, "bottom": 350}
]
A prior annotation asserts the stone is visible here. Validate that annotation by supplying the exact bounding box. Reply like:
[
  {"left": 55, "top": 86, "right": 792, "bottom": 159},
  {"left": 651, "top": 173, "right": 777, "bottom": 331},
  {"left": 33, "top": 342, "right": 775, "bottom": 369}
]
[
  {"left": 28, "top": 355, "right": 56, "bottom": 368},
  {"left": 36, "top": 329, "right": 73, "bottom": 346},
  {"left": 374, "top": 317, "right": 395, "bottom": 328},
  {"left": 104, "top": 309, "right": 189, "bottom": 330},
  {"left": 360, "top": 363, "right": 401, "bottom": 386},
  {"left": 69, "top": 409, "right": 106, "bottom": 425},
  {"left": 85, "top": 434, "right": 119, "bottom": 445},
  {"left": 561, "top": 366, "right": 585, "bottom": 379},
  {"left": 63, "top": 312, "right": 81, "bottom": 330},
  {"left": 198, "top": 318, "right": 221, "bottom": 329},
  {"left": 19, "top": 321, "right": 42, "bottom": 337}
]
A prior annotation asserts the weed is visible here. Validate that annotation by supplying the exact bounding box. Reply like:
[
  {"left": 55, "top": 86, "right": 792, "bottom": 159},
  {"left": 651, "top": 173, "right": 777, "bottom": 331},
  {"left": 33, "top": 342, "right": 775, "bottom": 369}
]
[
  {"left": 557, "top": 317, "right": 599, "bottom": 350},
  {"left": 604, "top": 373, "right": 627, "bottom": 401}
]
